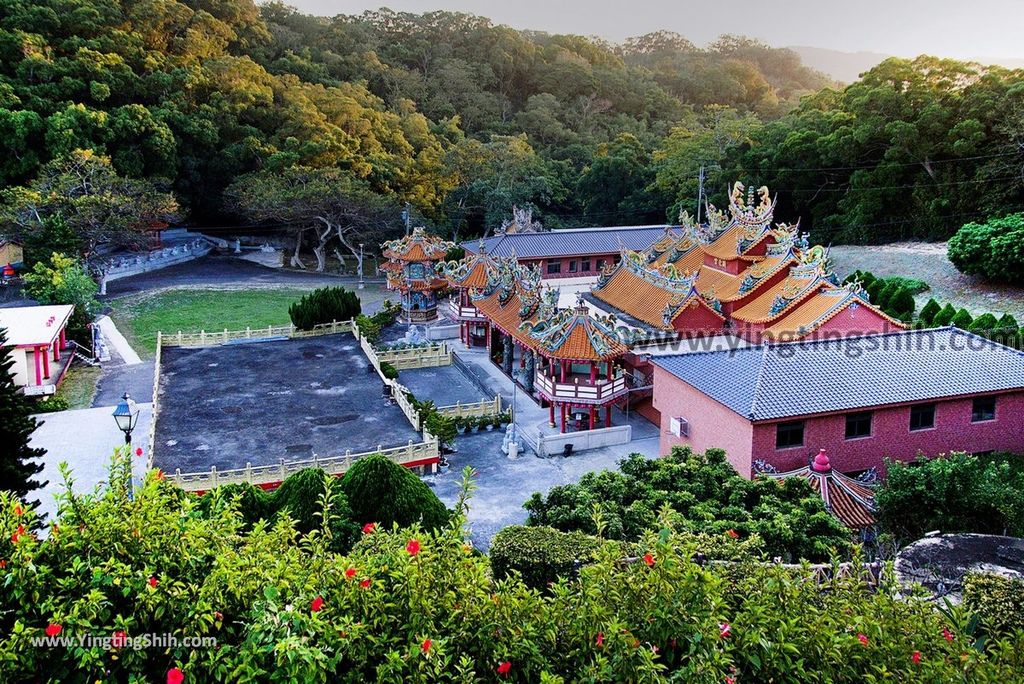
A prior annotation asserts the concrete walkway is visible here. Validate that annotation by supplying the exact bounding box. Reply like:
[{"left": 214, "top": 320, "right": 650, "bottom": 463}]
[{"left": 28, "top": 404, "right": 152, "bottom": 523}]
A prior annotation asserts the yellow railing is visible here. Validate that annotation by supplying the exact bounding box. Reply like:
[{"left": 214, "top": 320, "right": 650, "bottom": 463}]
[
  {"left": 437, "top": 395, "right": 503, "bottom": 419},
  {"left": 167, "top": 433, "right": 441, "bottom": 492},
  {"left": 377, "top": 343, "right": 452, "bottom": 369},
  {"left": 161, "top": 320, "right": 354, "bottom": 347}
]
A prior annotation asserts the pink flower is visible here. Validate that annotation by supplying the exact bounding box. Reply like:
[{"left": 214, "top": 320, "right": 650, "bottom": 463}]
[
  {"left": 719, "top": 622, "right": 731, "bottom": 639},
  {"left": 642, "top": 553, "right": 654, "bottom": 567},
  {"left": 912, "top": 650, "right": 921, "bottom": 665},
  {"left": 726, "top": 529, "right": 739, "bottom": 539},
  {"left": 345, "top": 567, "right": 357, "bottom": 579},
  {"left": 943, "top": 627, "right": 954, "bottom": 642},
  {"left": 857, "top": 633, "right": 869, "bottom": 647},
  {"left": 496, "top": 661, "right": 511, "bottom": 676},
  {"left": 148, "top": 576, "right": 158, "bottom": 588},
  {"left": 214, "top": 611, "right": 223, "bottom": 621},
  {"left": 135, "top": 447, "right": 143, "bottom": 457},
  {"left": 45, "top": 623, "right": 62, "bottom": 637},
  {"left": 362, "top": 522, "right": 376, "bottom": 534},
  {"left": 112, "top": 630, "right": 127, "bottom": 648},
  {"left": 421, "top": 638, "right": 431, "bottom": 653},
  {"left": 360, "top": 578, "right": 371, "bottom": 589},
  {"left": 596, "top": 632, "right": 604, "bottom": 647},
  {"left": 167, "top": 667, "right": 184, "bottom": 684},
  {"left": 406, "top": 539, "right": 421, "bottom": 556},
  {"left": 311, "top": 596, "right": 324, "bottom": 613}
]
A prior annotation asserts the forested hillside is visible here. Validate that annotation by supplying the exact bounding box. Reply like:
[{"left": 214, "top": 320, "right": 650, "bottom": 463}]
[{"left": 1, "top": 0, "right": 1022, "bottom": 248}]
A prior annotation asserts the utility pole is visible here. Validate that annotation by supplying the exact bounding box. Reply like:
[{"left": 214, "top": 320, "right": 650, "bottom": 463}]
[
  {"left": 358, "top": 243, "right": 365, "bottom": 289},
  {"left": 696, "top": 164, "right": 706, "bottom": 225},
  {"left": 402, "top": 203, "right": 411, "bottom": 235}
]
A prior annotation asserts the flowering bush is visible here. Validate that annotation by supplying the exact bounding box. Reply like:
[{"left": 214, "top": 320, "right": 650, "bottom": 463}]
[{"left": 0, "top": 450, "right": 1022, "bottom": 681}]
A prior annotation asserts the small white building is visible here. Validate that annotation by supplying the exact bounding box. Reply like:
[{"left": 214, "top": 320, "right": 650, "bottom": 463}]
[{"left": 0, "top": 304, "right": 75, "bottom": 395}]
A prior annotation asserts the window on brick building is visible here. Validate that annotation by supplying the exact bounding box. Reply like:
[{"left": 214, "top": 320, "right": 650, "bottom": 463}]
[
  {"left": 909, "top": 403, "right": 935, "bottom": 431},
  {"left": 845, "top": 411, "right": 873, "bottom": 439},
  {"left": 546, "top": 261, "right": 561, "bottom": 275},
  {"left": 775, "top": 421, "right": 805, "bottom": 449},
  {"left": 971, "top": 396, "right": 996, "bottom": 422}
]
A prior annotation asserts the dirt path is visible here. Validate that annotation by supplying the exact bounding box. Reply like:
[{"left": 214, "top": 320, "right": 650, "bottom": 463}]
[{"left": 830, "top": 242, "right": 1024, "bottom": 320}]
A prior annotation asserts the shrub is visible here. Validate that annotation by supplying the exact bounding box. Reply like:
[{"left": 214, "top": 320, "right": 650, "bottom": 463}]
[
  {"left": 949, "top": 213, "right": 1024, "bottom": 284},
  {"left": 340, "top": 454, "right": 449, "bottom": 530},
  {"left": 951, "top": 308, "right": 974, "bottom": 329},
  {"left": 919, "top": 298, "right": 941, "bottom": 325},
  {"left": 272, "top": 468, "right": 359, "bottom": 551},
  {"left": 883, "top": 276, "right": 930, "bottom": 294},
  {"left": 865, "top": 278, "right": 885, "bottom": 307},
  {"left": 32, "top": 395, "right": 70, "bottom": 413},
  {"left": 997, "top": 313, "right": 1019, "bottom": 330},
  {"left": 444, "top": 245, "right": 466, "bottom": 262},
  {"left": 963, "top": 573, "right": 1024, "bottom": 634},
  {"left": 288, "top": 287, "right": 361, "bottom": 330},
  {"left": 1, "top": 457, "right": 1023, "bottom": 681},
  {"left": 490, "top": 525, "right": 607, "bottom": 589},
  {"left": 970, "top": 313, "right": 999, "bottom": 332},
  {"left": 933, "top": 303, "right": 957, "bottom": 326},
  {"left": 525, "top": 447, "right": 852, "bottom": 562},
  {"left": 379, "top": 361, "right": 399, "bottom": 379},
  {"left": 424, "top": 412, "right": 456, "bottom": 447},
  {"left": 886, "top": 287, "right": 915, "bottom": 319},
  {"left": 876, "top": 453, "right": 1024, "bottom": 539},
  {"left": 196, "top": 481, "right": 272, "bottom": 528}
]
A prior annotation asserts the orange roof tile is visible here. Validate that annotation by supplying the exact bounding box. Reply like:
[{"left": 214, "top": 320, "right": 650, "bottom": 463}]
[
  {"left": 591, "top": 267, "right": 686, "bottom": 330},
  {"left": 763, "top": 450, "right": 877, "bottom": 529},
  {"left": 381, "top": 227, "right": 453, "bottom": 262},
  {"left": 523, "top": 301, "right": 628, "bottom": 361},
  {"left": 731, "top": 274, "right": 823, "bottom": 324},
  {"left": 761, "top": 288, "right": 906, "bottom": 340}
]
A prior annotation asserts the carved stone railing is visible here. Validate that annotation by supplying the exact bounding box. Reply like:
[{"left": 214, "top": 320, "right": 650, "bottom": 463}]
[
  {"left": 161, "top": 320, "right": 354, "bottom": 348},
  {"left": 437, "top": 395, "right": 502, "bottom": 419}
]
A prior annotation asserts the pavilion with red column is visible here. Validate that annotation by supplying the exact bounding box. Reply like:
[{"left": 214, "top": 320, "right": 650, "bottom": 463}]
[
  {"left": 0, "top": 304, "right": 75, "bottom": 396},
  {"left": 438, "top": 240, "right": 499, "bottom": 347},
  {"left": 524, "top": 298, "right": 630, "bottom": 432},
  {"left": 381, "top": 227, "right": 454, "bottom": 323}
]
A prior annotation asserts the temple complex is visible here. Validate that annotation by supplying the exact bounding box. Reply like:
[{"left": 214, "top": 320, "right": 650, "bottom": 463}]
[
  {"left": 439, "top": 241, "right": 499, "bottom": 347},
  {"left": 381, "top": 227, "right": 454, "bottom": 322}
]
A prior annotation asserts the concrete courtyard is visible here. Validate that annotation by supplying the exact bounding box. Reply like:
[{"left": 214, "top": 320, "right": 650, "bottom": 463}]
[
  {"left": 153, "top": 333, "right": 420, "bottom": 474},
  {"left": 397, "top": 364, "right": 490, "bottom": 407}
]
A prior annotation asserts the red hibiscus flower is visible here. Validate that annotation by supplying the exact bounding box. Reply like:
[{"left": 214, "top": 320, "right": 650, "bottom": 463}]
[
  {"left": 719, "top": 622, "right": 731, "bottom": 639},
  {"left": 311, "top": 596, "right": 324, "bottom": 613},
  {"left": 725, "top": 677, "right": 736, "bottom": 684},
  {"left": 154, "top": 470, "right": 166, "bottom": 482},
  {"left": 14, "top": 505, "right": 22, "bottom": 516},
  {"left": 362, "top": 522, "right": 376, "bottom": 534},
  {"left": 112, "top": 630, "right": 127, "bottom": 648},
  {"left": 943, "top": 627, "right": 954, "bottom": 642},
  {"left": 421, "top": 638, "right": 431, "bottom": 653},
  {"left": 135, "top": 447, "right": 143, "bottom": 457},
  {"left": 596, "top": 632, "right": 604, "bottom": 647},
  {"left": 642, "top": 553, "right": 654, "bottom": 567},
  {"left": 11, "top": 525, "right": 25, "bottom": 543},
  {"left": 726, "top": 529, "right": 739, "bottom": 539},
  {"left": 406, "top": 539, "right": 421, "bottom": 556},
  {"left": 496, "top": 661, "right": 511, "bottom": 676},
  {"left": 214, "top": 611, "right": 223, "bottom": 621},
  {"left": 345, "top": 567, "right": 357, "bottom": 579},
  {"left": 0, "top": 560, "right": 7, "bottom": 569},
  {"left": 857, "top": 633, "right": 869, "bottom": 647},
  {"left": 148, "top": 576, "right": 158, "bottom": 588},
  {"left": 360, "top": 578, "right": 371, "bottom": 589},
  {"left": 167, "top": 667, "right": 184, "bottom": 684},
  {"left": 912, "top": 650, "right": 921, "bottom": 665},
  {"left": 45, "top": 623, "right": 62, "bottom": 637}
]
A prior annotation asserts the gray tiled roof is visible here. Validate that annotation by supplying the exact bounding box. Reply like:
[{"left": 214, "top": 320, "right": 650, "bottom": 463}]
[
  {"left": 652, "top": 327, "right": 1024, "bottom": 421},
  {"left": 464, "top": 225, "right": 675, "bottom": 259}
]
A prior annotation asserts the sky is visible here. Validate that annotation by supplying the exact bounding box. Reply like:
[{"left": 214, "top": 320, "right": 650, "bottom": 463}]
[{"left": 278, "top": 0, "right": 1024, "bottom": 61}]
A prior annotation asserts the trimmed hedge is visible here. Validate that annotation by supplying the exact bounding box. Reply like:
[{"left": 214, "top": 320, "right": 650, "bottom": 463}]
[
  {"left": 289, "top": 287, "right": 361, "bottom": 330},
  {"left": 339, "top": 454, "right": 449, "bottom": 530},
  {"left": 490, "top": 525, "right": 606, "bottom": 589},
  {"left": 964, "top": 573, "right": 1024, "bottom": 633}
]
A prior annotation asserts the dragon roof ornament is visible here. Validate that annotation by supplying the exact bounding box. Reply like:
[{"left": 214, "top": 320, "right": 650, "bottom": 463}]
[
  {"left": 498, "top": 205, "right": 545, "bottom": 235},
  {"left": 728, "top": 181, "right": 776, "bottom": 228},
  {"left": 518, "top": 294, "right": 628, "bottom": 360}
]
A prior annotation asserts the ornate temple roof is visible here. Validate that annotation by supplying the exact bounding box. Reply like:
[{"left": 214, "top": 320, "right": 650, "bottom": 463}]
[
  {"left": 758, "top": 450, "right": 878, "bottom": 529},
  {"left": 761, "top": 284, "right": 905, "bottom": 340},
  {"left": 438, "top": 240, "right": 499, "bottom": 290},
  {"left": 519, "top": 297, "right": 628, "bottom": 361},
  {"left": 381, "top": 227, "right": 454, "bottom": 263},
  {"left": 731, "top": 246, "right": 834, "bottom": 324},
  {"left": 591, "top": 251, "right": 724, "bottom": 331}
]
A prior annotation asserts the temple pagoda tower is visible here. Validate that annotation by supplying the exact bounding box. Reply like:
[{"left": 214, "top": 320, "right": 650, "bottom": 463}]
[
  {"left": 438, "top": 240, "right": 500, "bottom": 346},
  {"left": 381, "top": 227, "right": 454, "bottom": 322}
]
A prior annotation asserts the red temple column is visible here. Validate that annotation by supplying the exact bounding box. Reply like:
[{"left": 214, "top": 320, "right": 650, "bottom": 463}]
[
  {"left": 52, "top": 339, "right": 59, "bottom": 362},
  {"left": 519, "top": 344, "right": 526, "bottom": 368},
  {"left": 59, "top": 328, "right": 66, "bottom": 349},
  {"left": 590, "top": 361, "right": 596, "bottom": 384},
  {"left": 589, "top": 406, "right": 595, "bottom": 430},
  {"left": 33, "top": 347, "right": 42, "bottom": 385},
  {"left": 605, "top": 405, "right": 612, "bottom": 428},
  {"left": 549, "top": 401, "right": 555, "bottom": 427},
  {"left": 560, "top": 360, "right": 567, "bottom": 383},
  {"left": 560, "top": 403, "right": 566, "bottom": 433}
]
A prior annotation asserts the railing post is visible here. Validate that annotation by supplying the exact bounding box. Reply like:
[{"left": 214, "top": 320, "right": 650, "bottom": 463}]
[
  {"left": 175, "top": 468, "right": 182, "bottom": 481},
  {"left": 246, "top": 327, "right": 251, "bottom": 339},
  {"left": 344, "top": 449, "right": 352, "bottom": 470},
  {"left": 279, "top": 458, "right": 286, "bottom": 481},
  {"left": 210, "top": 465, "right": 218, "bottom": 486},
  {"left": 177, "top": 331, "right": 182, "bottom": 345}
]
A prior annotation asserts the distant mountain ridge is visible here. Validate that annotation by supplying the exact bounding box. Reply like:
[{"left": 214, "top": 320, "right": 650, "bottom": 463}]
[{"left": 790, "top": 45, "right": 1024, "bottom": 83}]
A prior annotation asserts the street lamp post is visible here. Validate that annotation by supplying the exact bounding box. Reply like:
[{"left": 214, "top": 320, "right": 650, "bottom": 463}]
[
  {"left": 358, "top": 243, "right": 365, "bottom": 290},
  {"left": 112, "top": 391, "right": 140, "bottom": 445}
]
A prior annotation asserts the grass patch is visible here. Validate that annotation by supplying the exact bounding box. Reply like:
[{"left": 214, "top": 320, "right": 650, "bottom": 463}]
[
  {"left": 110, "top": 288, "right": 312, "bottom": 355},
  {"left": 54, "top": 365, "right": 102, "bottom": 410}
]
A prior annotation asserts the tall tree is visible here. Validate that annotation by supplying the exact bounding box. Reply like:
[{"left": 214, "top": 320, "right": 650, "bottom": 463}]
[{"left": 0, "top": 328, "right": 46, "bottom": 507}]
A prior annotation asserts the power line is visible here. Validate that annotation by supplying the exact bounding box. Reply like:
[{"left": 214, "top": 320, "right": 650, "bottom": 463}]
[
  {"left": 740, "top": 148, "right": 1021, "bottom": 173},
  {"left": 787, "top": 174, "right": 1022, "bottom": 195}
]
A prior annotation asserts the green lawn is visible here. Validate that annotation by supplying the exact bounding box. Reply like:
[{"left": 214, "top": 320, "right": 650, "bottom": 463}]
[
  {"left": 54, "top": 365, "right": 102, "bottom": 409},
  {"left": 110, "top": 288, "right": 312, "bottom": 355}
]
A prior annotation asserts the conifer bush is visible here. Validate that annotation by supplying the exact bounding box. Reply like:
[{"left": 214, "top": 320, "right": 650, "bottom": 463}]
[
  {"left": 339, "top": 454, "right": 449, "bottom": 531},
  {"left": 1, "top": 454, "right": 1022, "bottom": 681},
  {"left": 933, "top": 303, "right": 957, "bottom": 326},
  {"left": 919, "top": 298, "right": 941, "bottom": 325},
  {"left": 951, "top": 308, "right": 974, "bottom": 329},
  {"left": 288, "top": 287, "right": 362, "bottom": 330},
  {"left": 886, "top": 287, "right": 916, "bottom": 320},
  {"left": 963, "top": 573, "right": 1024, "bottom": 634}
]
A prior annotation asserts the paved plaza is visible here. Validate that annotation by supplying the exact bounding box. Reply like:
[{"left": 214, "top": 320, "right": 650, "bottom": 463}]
[
  {"left": 153, "top": 334, "right": 421, "bottom": 474},
  {"left": 397, "top": 363, "right": 489, "bottom": 407}
]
